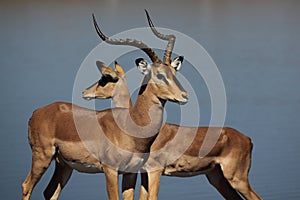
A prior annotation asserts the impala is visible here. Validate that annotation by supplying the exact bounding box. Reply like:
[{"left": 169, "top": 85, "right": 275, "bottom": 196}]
[
  {"left": 82, "top": 60, "right": 262, "bottom": 200},
  {"left": 82, "top": 64, "right": 262, "bottom": 200},
  {"left": 90, "top": 11, "right": 262, "bottom": 200},
  {"left": 21, "top": 15, "right": 188, "bottom": 200},
  {"left": 83, "top": 63, "right": 262, "bottom": 200}
]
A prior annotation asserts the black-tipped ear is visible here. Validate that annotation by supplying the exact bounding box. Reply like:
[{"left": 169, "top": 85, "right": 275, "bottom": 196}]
[
  {"left": 170, "top": 56, "right": 184, "bottom": 71},
  {"left": 114, "top": 61, "right": 125, "bottom": 77},
  {"left": 135, "top": 58, "right": 144, "bottom": 66},
  {"left": 136, "top": 58, "right": 151, "bottom": 75}
]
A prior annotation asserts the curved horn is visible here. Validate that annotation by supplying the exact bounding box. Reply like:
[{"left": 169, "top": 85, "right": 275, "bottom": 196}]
[
  {"left": 144, "top": 10, "right": 176, "bottom": 64},
  {"left": 92, "top": 14, "right": 162, "bottom": 64}
]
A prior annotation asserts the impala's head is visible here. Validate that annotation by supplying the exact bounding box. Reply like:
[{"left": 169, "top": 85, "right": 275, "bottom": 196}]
[
  {"left": 91, "top": 11, "right": 188, "bottom": 104},
  {"left": 82, "top": 61, "right": 127, "bottom": 101},
  {"left": 136, "top": 58, "right": 188, "bottom": 104}
]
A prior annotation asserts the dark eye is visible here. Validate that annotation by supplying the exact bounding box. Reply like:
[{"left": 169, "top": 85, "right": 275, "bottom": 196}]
[
  {"left": 157, "top": 73, "right": 164, "bottom": 80},
  {"left": 156, "top": 73, "right": 169, "bottom": 85}
]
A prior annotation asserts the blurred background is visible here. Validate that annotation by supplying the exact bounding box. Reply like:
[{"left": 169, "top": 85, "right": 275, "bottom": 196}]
[{"left": 1, "top": 0, "right": 299, "bottom": 199}]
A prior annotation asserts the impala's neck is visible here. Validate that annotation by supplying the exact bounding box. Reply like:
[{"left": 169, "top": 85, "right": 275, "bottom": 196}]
[
  {"left": 107, "top": 76, "right": 164, "bottom": 153},
  {"left": 129, "top": 77, "right": 164, "bottom": 133},
  {"left": 112, "top": 79, "right": 132, "bottom": 109}
]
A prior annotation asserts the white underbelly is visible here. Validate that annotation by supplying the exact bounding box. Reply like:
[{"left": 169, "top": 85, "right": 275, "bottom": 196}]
[
  {"left": 64, "top": 160, "right": 103, "bottom": 173},
  {"left": 56, "top": 154, "right": 101, "bottom": 174},
  {"left": 163, "top": 170, "right": 205, "bottom": 177}
]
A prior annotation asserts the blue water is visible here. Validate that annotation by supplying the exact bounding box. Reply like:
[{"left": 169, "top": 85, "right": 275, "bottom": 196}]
[{"left": 1, "top": 0, "right": 299, "bottom": 199}]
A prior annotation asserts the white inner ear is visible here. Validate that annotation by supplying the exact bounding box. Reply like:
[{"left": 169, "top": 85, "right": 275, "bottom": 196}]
[
  {"left": 138, "top": 60, "right": 151, "bottom": 75},
  {"left": 171, "top": 57, "right": 182, "bottom": 71}
]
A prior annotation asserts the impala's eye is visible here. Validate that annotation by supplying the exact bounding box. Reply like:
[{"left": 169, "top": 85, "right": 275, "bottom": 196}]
[
  {"left": 157, "top": 73, "right": 164, "bottom": 80},
  {"left": 156, "top": 73, "right": 169, "bottom": 85}
]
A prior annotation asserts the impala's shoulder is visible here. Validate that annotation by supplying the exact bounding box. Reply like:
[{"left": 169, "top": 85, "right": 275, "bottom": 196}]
[
  {"left": 56, "top": 102, "right": 72, "bottom": 112},
  {"left": 221, "top": 127, "right": 240, "bottom": 134},
  {"left": 221, "top": 127, "right": 251, "bottom": 141},
  {"left": 39, "top": 102, "right": 76, "bottom": 114},
  {"left": 43, "top": 102, "right": 72, "bottom": 110},
  {"left": 31, "top": 102, "right": 70, "bottom": 113}
]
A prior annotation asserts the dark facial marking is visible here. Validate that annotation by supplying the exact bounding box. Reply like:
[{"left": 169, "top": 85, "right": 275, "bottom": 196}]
[
  {"left": 157, "top": 73, "right": 169, "bottom": 85},
  {"left": 98, "top": 76, "right": 118, "bottom": 87}
]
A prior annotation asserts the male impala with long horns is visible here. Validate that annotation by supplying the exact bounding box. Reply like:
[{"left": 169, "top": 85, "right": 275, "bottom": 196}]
[{"left": 22, "top": 12, "right": 188, "bottom": 200}]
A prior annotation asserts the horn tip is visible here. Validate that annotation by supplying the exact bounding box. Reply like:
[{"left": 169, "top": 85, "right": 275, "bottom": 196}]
[{"left": 144, "top": 9, "right": 150, "bottom": 19}]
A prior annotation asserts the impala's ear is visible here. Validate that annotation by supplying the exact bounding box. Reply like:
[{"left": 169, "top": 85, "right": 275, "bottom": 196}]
[
  {"left": 135, "top": 58, "right": 151, "bottom": 75},
  {"left": 170, "top": 56, "right": 184, "bottom": 71},
  {"left": 96, "top": 61, "right": 118, "bottom": 80},
  {"left": 114, "top": 61, "right": 125, "bottom": 77},
  {"left": 96, "top": 61, "right": 108, "bottom": 74}
]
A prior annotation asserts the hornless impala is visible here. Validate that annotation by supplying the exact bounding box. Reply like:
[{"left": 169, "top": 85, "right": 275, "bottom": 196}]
[
  {"left": 89, "top": 11, "right": 262, "bottom": 200},
  {"left": 21, "top": 16, "right": 188, "bottom": 200}
]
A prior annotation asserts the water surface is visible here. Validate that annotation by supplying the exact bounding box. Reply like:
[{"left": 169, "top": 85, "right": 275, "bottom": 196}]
[{"left": 0, "top": 0, "right": 299, "bottom": 199}]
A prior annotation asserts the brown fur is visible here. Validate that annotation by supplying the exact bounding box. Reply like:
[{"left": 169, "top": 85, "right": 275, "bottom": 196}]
[
  {"left": 22, "top": 62, "right": 187, "bottom": 200},
  {"left": 38, "top": 63, "right": 261, "bottom": 200},
  {"left": 134, "top": 126, "right": 262, "bottom": 200}
]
